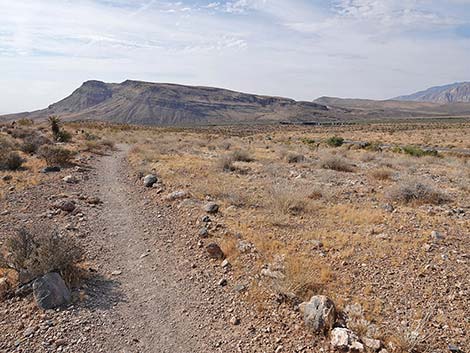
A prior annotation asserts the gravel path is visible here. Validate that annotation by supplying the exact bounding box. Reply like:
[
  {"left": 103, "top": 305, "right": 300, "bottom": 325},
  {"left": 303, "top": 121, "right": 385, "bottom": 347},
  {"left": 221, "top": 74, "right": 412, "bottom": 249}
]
[{"left": 85, "top": 145, "right": 246, "bottom": 352}]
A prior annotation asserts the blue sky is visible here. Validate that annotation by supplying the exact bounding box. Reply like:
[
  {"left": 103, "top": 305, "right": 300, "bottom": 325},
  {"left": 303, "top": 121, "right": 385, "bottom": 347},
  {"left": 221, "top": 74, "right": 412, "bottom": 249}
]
[{"left": 0, "top": 0, "right": 469, "bottom": 113}]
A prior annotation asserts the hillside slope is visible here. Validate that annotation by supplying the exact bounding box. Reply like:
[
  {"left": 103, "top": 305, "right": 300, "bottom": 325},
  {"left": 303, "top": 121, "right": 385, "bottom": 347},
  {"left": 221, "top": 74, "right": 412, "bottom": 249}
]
[{"left": 395, "top": 82, "right": 470, "bottom": 103}]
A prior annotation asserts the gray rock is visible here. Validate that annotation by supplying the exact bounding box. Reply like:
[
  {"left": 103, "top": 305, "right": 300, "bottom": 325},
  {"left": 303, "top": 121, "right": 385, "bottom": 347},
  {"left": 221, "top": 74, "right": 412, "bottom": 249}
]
[
  {"left": 143, "top": 174, "right": 157, "bottom": 187},
  {"left": 299, "top": 295, "right": 336, "bottom": 334},
  {"left": 363, "top": 337, "right": 382, "bottom": 351},
  {"left": 206, "top": 243, "right": 225, "bottom": 259},
  {"left": 201, "top": 215, "right": 211, "bottom": 223},
  {"left": 41, "top": 166, "right": 61, "bottom": 173},
  {"left": 63, "top": 175, "right": 78, "bottom": 184},
  {"left": 2, "top": 175, "right": 12, "bottom": 181},
  {"left": 431, "top": 230, "right": 444, "bottom": 240},
  {"left": 204, "top": 202, "right": 219, "bottom": 214},
  {"left": 53, "top": 200, "right": 76, "bottom": 213},
  {"left": 199, "top": 227, "right": 209, "bottom": 238},
  {"left": 330, "top": 328, "right": 363, "bottom": 351},
  {"left": 33, "top": 273, "right": 71, "bottom": 310},
  {"left": 165, "top": 190, "right": 189, "bottom": 201}
]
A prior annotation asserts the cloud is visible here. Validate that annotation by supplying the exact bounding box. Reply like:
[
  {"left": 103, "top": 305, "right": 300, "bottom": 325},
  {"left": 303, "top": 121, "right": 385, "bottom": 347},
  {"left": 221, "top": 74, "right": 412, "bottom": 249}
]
[{"left": 0, "top": 0, "right": 469, "bottom": 113}]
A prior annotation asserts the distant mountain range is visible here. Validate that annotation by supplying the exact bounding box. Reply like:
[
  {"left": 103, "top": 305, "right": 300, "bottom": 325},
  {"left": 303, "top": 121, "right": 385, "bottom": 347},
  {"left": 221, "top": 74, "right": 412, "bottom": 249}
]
[
  {"left": 1, "top": 80, "right": 470, "bottom": 126},
  {"left": 394, "top": 82, "right": 470, "bottom": 103}
]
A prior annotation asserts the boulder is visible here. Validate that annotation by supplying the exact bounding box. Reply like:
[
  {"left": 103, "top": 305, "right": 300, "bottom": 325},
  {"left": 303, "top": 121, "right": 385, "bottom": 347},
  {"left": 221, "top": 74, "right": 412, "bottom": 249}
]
[
  {"left": 0, "top": 277, "right": 9, "bottom": 299},
  {"left": 165, "top": 190, "right": 189, "bottom": 201},
  {"left": 330, "top": 328, "right": 363, "bottom": 351},
  {"left": 41, "top": 166, "right": 61, "bottom": 173},
  {"left": 63, "top": 175, "right": 79, "bottom": 184},
  {"left": 143, "top": 174, "right": 157, "bottom": 187},
  {"left": 206, "top": 243, "right": 225, "bottom": 259},
  {"left": 299, "top": 295, "right": 336, "bottom": 334},
  {"left": 33, "top": 273, "right": 71, "bottom": 310},
  {"left": 204, "top": 202, "right": 219, "bottom": 214},
  {"left": 53, "top": 200, "right": 76, "bottom": 213},
  {"left": 199, "top": 227, "right": 209, "bottom": 238}
]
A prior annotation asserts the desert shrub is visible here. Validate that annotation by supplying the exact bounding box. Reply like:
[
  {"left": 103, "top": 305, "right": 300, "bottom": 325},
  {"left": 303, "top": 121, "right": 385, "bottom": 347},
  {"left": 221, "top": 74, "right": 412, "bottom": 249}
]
[
  {"left": 387, "top": 180, "right": 449, "bottom": 205},
  {"left": 326, "top": 136, "right": 344, "bottom": 147},
  {"left": 217, "top": 154, "right": 236, "bottom": 172},
  {"left": 320, "top": 155, "right": 354, "bottom": 172},
  {"left": 370, "top": 167, "right": 393, "bottom": 180},
  {"left": 38, "top": 145, "right": 76, "bottom": 166},
  {"left": 0, "top": 135, "right": 15, "bottom": 151},
  {"left": 401, "top": 145, "right": 438, "bottom": 158},
  {"left": 219, "top": 141, "right": 231, "bottom": 150},
  {"left": 82, "top": 139, "right": 115, "bottom": 154},
  {"left": 16, "top": 118, "right": 34, "bottom": 126},
  {"left": 267, "top": 184, "right": 310, "bottom": 216},
  {"left": 20, "top": 134, "right": 50, "bottom": 154},
  {"left": 286, "top": 152, "right": 305, "bottom": 163},
  {"left": 0, "top": 151, "right": 25, "bottom": 171},
  {"left": 365, "top": 141, "right": 383, "bottom": 152},
  {"left": 8, "top": 128, "right": 31, "bottom": 139},
  {"left": 0, "top": 227, "right": 83, "bottom": 285},
  {"left": 230, "top": 149, "right": 254, "bottom": 162},
  {"left": 49, "top": 116, "right": 72, "bottom": 142}
]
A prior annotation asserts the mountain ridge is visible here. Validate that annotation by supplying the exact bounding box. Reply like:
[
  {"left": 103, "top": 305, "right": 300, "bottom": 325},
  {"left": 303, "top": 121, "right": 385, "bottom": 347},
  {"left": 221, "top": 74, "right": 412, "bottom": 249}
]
[{"left": 394, "top": 82, "right": 470, "bottom": 103}]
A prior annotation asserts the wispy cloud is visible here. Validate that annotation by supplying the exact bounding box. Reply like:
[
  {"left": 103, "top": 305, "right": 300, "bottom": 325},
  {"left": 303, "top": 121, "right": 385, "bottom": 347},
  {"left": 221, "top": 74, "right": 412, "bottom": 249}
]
[{"left": 0, "top": 0, "right": 469, "bottom": 113}]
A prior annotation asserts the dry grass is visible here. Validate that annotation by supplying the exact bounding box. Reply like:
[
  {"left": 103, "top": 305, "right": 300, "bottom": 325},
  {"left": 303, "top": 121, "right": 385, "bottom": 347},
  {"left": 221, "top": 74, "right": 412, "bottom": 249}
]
[{"left": 370, "top": 167, "right": 394, "bottom": 180}]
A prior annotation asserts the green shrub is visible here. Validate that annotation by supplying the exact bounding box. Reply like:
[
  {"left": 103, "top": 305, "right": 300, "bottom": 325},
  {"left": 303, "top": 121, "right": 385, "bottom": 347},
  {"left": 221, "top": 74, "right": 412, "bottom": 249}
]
[
  {"left": 38, "top": 145, "right": 76, "bottom": 166},
  {"left": 326, "top": 136, "right": 345, "bottom": 147},
  {"left": 0, "top": 151, "right": 25, "bottom": 170},
  {"left": 401, "top": 145, "right": 438, "bottom": 157}
]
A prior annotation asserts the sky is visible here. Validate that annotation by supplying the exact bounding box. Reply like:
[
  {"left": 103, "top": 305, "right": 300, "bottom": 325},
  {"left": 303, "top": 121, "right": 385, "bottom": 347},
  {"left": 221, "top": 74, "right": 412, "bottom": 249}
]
[{"left": 1, "top": 0, "right": 470, "bottom": 113}]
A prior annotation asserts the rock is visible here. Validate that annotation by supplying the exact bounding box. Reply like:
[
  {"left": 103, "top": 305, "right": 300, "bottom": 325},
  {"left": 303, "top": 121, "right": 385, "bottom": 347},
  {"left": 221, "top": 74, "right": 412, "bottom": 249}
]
[
  {"left": 233, "top": 284, "right": 246, "bottom": 293},
  {"left": 229, "top": 316, "right": 240, "bottom": 325},
  {"left": 165, "top": 190, "right": 189, "bottom": 201},
  {"left": 330, "top": 328, "right": 363, "bottom": 351},
  {"left": 237, "top": 240, "right": 255, "bottom": 253},
  {"left": 218, "top": 278, "right": 227, "bottom": 286},
  {"left": 199, "top": 227, "right": 209, "bottom": 238},
  {"left": 86, "top": 196, "right": 101, "bottom": 205},
  {"left": 431, "top": 230, "right": 444, "bottom": 240},
  {"left": 201, "top": 215, "right": 211, "bottom": 223},
  {"left": 2, "top": 175, "right": 12, "bottom": 181},
  {"left": 0, "top": 277, "right": 9, "bottom": 299},
  {"left": 41, "top": 166, "right": 61, "bottom": 173},
  {"left": 33, "top": 273, "right": 71, "bottom": 310},
  {"left": 448, "top": 344, "right": 462, "bottom": 353},
  {"left": 143, "top": 174, "right": 157, "bottom": 187},
  {"left": 363, "top": 337, "right": 382, "bottom": 351},
  {"left": 206, "top": 243, "right": 225, "bottom": 259},
  {"left": 204, "top": 202, "right": 219, "bottom": 214},
  {"left": 299, "top": 295, "right": 336, "bottom": 334},
  {"left": 53, "top": 200, "right": 76, "bottom": 213},
  {"left": 63, "top": 175, "right": 79, "bottom": 184},
  {"left": 23, "top": 326, "right": 37, "bottom": 337},
  {"left": 111, "top": 270, "right": 122, "bottom": 276},
  {"left": 261, "top": 268, "right": 285, "bottom": 280},
  {"left": 221, "top": 259, "right": 231, "bottom": 268}
]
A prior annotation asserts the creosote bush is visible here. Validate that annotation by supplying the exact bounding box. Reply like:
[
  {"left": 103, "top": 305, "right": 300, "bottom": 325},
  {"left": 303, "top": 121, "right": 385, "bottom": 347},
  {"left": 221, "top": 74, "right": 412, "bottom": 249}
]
[
  {"left": 387, "top": 180, "right": 449, "bottom": 205},
  {"left": 0, "top": 227, "right": 83, "bottom": 286},
  {"left": 397, "top": 145, "right": 438, "bottom": 158},
  {"left": 326, "top": 136, "right": 345, "bottom": 147},
  {"left": 0, "top": 151, "right": 25, "bottom": 171},
  {"left": 320, "top": 155, "right": 354, "bottom": 172},
  {"left": 20, "top": 134, "right": 50, "bottom": 154},
  {"left": 38, "top": 145, "right": 76, "bottom": 166}
]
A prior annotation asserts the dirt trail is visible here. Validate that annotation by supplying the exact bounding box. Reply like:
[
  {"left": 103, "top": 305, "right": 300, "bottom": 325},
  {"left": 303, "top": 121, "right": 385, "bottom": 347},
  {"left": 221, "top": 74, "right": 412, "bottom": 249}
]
[{"left": 87, "top": 145, "right": 245, "bottom": 352}]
